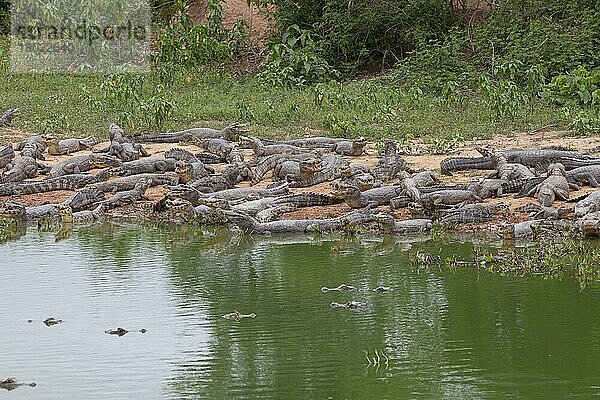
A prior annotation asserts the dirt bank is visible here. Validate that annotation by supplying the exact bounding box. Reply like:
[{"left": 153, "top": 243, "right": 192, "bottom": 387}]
[{"left": 3, "top": 130, "right": 600, "bottom": 230}]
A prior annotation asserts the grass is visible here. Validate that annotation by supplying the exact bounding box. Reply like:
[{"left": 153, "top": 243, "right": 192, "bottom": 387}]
[{"left": 0, "top": 35, "right": 572, "bottom": 147}]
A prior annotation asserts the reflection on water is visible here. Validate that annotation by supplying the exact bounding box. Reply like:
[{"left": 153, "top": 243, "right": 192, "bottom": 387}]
[{"left": 1, "top": 223, "right": 599, "bottom": 399}]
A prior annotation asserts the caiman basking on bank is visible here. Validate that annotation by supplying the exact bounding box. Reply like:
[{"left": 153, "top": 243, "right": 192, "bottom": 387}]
[
  {"left": 0, "top": 108, "right": 19, "bottom": 127},
  {"left": 131, "top": 123, "right": 249, "bottom": 143},
  {"left": 43, "top": 135, "right": 101, "bottom": 155},
  {"left": 48, "top": 153, "right": 121, "bottom": 178}
]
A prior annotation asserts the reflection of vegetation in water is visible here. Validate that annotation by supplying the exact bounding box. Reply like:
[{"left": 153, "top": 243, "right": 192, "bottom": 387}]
[
  {"left": 0, "top": 218, "right": 26, "bottom": 243},
  {"left": 409, "top": 239, "right": 600, "bottom": 288}
]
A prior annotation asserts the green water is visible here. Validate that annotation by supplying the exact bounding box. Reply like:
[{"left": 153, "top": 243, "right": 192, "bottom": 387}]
[{"left": 1, "top": 223, "right": 599, "bottom": 399}]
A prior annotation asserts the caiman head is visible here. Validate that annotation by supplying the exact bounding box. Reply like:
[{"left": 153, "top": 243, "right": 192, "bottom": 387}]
[
  {"left": 537, "top": 187, "right": 556, "bottom": 207},
  {"left": 476, "top": 145, "right": 495, "bottom": 158},
  {"left": 0, "top": 201, "right": 26, "bottom": 220},
  {"left": 165, "top": 198, "right": 195, "bottom": 216},
  {"left": 353, "top": 136, "right": 368, "bottom": 148},
  {"left": 579, "top": 212, "right": 600, "bottom": 237},
  {"left": 108, "top": 123, "right": 125, "bottom": 142},
  {"left": 221, "top": 123, "right": 250, "bottom": 141},
  {"left": 299, "top": 160, "right": 321, "bottom": 178},
  {"left": 0, "top": 108, "right": 20, "bottom": 126},
  {"left": 135, "top": 178, "right": 153, "bottom": 191},
  {"left": 89, "top": 153, "right": 121, "bottom": 168},
  {"left": 547, "top": 163, "right": 566, "bottom": 176},
  {"left": 236, "top": 135, "right": 255, "bottom": 150},
  {"left": 174, "top": 160, "right": 194, "bottom": 183},
  {"left": 333, "top": 184, "right": 361, "bottom": 200},
  {"left": 54, "top": 204, "right": 74, "bottom": 224},
  {"left": 380, "top": 140, "right": 398, "bottom": 156}
]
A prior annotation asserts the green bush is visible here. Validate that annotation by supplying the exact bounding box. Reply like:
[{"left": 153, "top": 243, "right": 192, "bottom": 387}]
[
  {"left": 470, "top": 0, "right": 600, "bottom": 79},
  {"left": 545, "top": 66, "right": 600, "bottom": 106},
  {"left": 266, "top": 0, "right": 458, "bottom": 74},
  {"left": 0, "top": 0, "right": 9, "bottom": 35},
  {"left": 259, "top": 24, "right": 337, "bottom": 86},
  {"left": 155, "top": 0, "right": 247, "bottom": 69}
]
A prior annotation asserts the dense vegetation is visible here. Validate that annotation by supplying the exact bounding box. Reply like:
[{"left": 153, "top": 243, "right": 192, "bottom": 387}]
[{"left": 0, "top": 0, "right": 598, "bottom": 144}]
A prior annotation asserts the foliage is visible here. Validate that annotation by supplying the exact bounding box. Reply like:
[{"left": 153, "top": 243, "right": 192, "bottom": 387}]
[
  {"left": 155, "top": 0, "right": 248, "bottom": 69},
  {"left": 545, "top": 67, "right": 600, "bottom": 107},
  {"left": 470, "top": 0, "right": 600, "bottom": 79},
  {"left": 543, "top": 67, "right": 600, "bottom": 134},
  {"left": 0, "top": 0, "right": 8, "bottom": 35},
  {"left": 259, "top": 24, "right": 337, "bottom": 86},
  {"left": 256, "top": 0, "right": 458, "bottom": 74},
  {"left": 82, "top": 74, "right": 175, "bottom": 130}
]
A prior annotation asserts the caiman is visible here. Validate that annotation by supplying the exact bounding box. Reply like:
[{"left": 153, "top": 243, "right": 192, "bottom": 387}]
[
  {"left": 43, "top": 135, "right": 101, "bottom": 155},
  {"left": 224, "top": 208, "right": 428, "bottom": 234},
  {"left": 189, "top": 164, "right": 244, "bottom": 193},
  {"left": 574, "top": 190, "right": 600, "bottom": 217},
  {"left": 174, "top": 160, "right": 212, "bottom": 184},
  {"left": 372, "top": 141, "right": 408, "bottom": 181},
  {"left": 48, "top": 153, "right": 121, "bottom": 178},
  {"left": 437, "top": 202, "right": 509, "bottom": 224},
  {"left": 113, "top": 157, "right": 178, "bottom": 176},
  {"left": 487, "top": 153, "right": 535, "bottom": 180},
  {"left": 197, "top": 138, "right": 233, "bottom": 158},
  {"left": 289, "top": 154, "right": 347, "bottom": 188},
  {"left": 0, "top": 378, "right": 37, "bottom": 391},
  {"left": 63, "top": 188, "right": 106, "bottom": 212},
  {"left": 56, "top": 203, "right": 106, "bottom": 224},
  {"left": 205, "top": 182, "right": 290, "bottom": 202},
  {"left": 566, "top": 165, "right": 600, "bottom": 187},
  {"left": 272, "top": 159, "right": 321, "bottom": 183},
  {"left": 222, "top": 311, "right": 256, "bottom": 320},
  {"left": 252, "top": 152, "right": 319, "bottom": 184},
  {"left": 440, "top": 157, "right": 493, "bottom": 176},
  {"left": 22, "top": 195, "right": 104, "bottom": 221},
  {"left": 0, "top": 144, "right": 15, "bottom": 169},
  {"left": 525, "top": 163, "right": 577, "bottom": 206},
  {"left": 105, "top": 327, "right": 147, "bottom": 336},
  {"left": 15, "top": 135, "right": 48, "bottom": 160},
  {"left": 321, "top": 284, "right": 356, "bottom": 292},
  {"left": 477, "top": 145, "right": 598, "bottom": 171},
  {"left": 232, "top": 192, "right": 341, "bottom": 216},
  {"left": 420, "top": 189, "right": 482, "bottom": 208},
  {"left": 0, "top": 108, "right": 19, "bottom": 126},
  {"left": 331, "top": 137, "right": 368, "bottom": 156},
  {"left": 2, "top": 156, "right": 43, "bottom": 182},
  {"left": 261, "top": 136, "right": 348, "bottom": 149},
  {"left": 131, "top": 123, "right": 249, "bottom": 143},
  {"left": 242, "top": 136, "right": 309, "bottom": 157},
  {"left": 336, "top": 184, "right": 404, "bottom": 208},
  {"left": 330, "top": 301, "right": 367, "bottom": 309},
  {"left": 0, "top": 177, "right": 84, "bottom": 196},
  {"left": 100, "top": 179, "right": 151, "bottom": 209},
  {"left": 0, "top": 201, "right": 26, "bottom": 220},
  {"left": 88, "top": 173, "right": 178, "bottom": 193},
  {"left": 515, "top": 203, "right": 570, "bottom": 220}
]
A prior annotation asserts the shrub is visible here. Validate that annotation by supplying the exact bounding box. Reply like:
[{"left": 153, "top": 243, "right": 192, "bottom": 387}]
[
  {"left": 0, "top": 0, "right": 8, "bottom": 35},
  {"left": 259, "top": 24, "right": 337, "bottom": 86},
  {"left": 155, "top": 0, "right": 248, "bottom": 69},
  {"left": 264, "top": 0, "right": 458, "bottom": 74}
]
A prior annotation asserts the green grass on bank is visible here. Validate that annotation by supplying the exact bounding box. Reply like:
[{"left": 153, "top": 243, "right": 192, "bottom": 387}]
[{"left": 0, "top": 36, "right": 571, "bottom": 150}]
